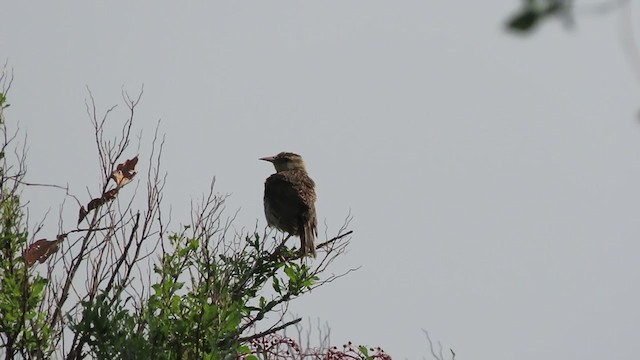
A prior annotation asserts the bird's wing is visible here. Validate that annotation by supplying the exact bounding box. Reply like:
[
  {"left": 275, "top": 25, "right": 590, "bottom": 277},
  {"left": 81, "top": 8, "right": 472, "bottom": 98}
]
[{"left": 264, "top": 172, "right": 311, "bottom": 233}]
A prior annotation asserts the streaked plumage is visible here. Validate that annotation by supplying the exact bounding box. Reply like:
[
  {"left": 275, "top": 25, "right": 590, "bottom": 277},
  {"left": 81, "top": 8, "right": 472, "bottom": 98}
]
[{"left": 260, "top": 152, "right": 317, "bottom": 257}]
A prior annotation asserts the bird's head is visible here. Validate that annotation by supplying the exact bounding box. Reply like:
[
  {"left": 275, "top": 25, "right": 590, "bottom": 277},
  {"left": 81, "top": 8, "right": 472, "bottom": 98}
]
[{"left": 260, "top": 152, "right": 306, "bottom": 172}]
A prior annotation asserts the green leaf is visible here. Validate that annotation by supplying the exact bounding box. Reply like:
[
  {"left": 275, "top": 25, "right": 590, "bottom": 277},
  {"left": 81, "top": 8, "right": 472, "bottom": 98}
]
[
  {"left": 31, "top": 278, "right": 48, "bottom": 297},
  {"left": 25, "top": 310, "right": 36, "bottom": 320},
  {"left": 223, "top": 309, "right": 242, "bottom": 332},
  {"left": 238, "top": 345, "right": 251, "bottom": 354},
  {"left": 246, "top": 355, "right": 259, "bottom": 360},
  {"left": 204, "top": 352, "right": 219, "bottom": 360},
  {"left": 272, "top": 277, "right": 281, "bottom": 294},
  {"left": 507, "top": 9, "right": 539, "bottom": 31},
  {"left": 506, "top": 1, "right": 564, "bottom": 33},
  {"left": 284, "top": 265, "right": 298, "bottom": 282},
  {"left": 359, "top": 345, "right": 369, "bottom": 357},
  {"left": 202, "top": 303, "right": 219, "bottom": 324}
]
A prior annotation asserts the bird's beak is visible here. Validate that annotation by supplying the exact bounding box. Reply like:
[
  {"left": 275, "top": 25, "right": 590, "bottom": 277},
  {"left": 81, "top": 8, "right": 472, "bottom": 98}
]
[{"left": 259, "top": 156, "right": 275, "bottom": 162}]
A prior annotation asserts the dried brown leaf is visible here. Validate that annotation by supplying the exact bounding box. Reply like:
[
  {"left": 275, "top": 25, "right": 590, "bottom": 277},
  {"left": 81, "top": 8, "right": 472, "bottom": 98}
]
[
  {"left": 103, "top": 188, "right": 119, "bottom": 201},
  {"left": 77, "top": 188, "right": 120, "bottom": 224},
  {"left": 111, "top": 156, "right": 138, "bottom": 188},
  {"left": 78, "top": 206, "right": 88, "bottom": 224},
  {"left": 87, "top": 197, "right": 105, "bottom": 212},
  {"left": 23, "top": 238, "right": 63, "bottom": 267},
  {"left": 77, "top": 156, "right": 137, "bottom": 224}
]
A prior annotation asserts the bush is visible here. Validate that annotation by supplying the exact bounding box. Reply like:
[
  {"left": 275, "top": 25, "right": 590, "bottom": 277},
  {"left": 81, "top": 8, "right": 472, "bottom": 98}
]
[{"left": 0, "top": 70, "right": 388, "bottom": 360}]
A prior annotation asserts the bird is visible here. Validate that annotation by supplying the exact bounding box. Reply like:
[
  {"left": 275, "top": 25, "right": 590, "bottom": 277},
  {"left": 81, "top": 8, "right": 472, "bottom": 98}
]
[{"left": 260, "top": 152, "right": 317, "bottom": 257}]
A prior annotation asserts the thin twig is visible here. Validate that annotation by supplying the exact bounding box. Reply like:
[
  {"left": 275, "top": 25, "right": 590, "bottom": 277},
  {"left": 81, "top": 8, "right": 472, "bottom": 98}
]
[
  {"left": 316, "top": 230, "right": 353, "bottom": 250},
  {"left": 238, "top": 318, "right": 302, "bottom": 343}
]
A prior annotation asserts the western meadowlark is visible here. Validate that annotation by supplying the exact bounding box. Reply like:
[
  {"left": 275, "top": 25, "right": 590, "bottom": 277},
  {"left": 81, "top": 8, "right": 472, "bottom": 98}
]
[{"left": 260, "top": 152, "right": 317, "bottom": 257}]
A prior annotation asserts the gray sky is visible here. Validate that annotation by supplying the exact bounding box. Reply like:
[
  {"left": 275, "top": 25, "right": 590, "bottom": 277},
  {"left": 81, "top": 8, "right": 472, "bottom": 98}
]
[{"left": 3, "top": 1, "right": 640, "bottom": 359}]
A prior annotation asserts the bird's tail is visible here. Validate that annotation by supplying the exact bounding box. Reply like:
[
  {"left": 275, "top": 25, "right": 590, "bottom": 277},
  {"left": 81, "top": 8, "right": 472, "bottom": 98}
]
[{"left": 300, "top": 217, "right": 317, "bottom": 258}]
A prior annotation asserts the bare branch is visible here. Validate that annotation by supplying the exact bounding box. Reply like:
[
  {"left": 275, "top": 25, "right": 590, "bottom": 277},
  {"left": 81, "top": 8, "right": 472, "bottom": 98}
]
[
  {"left": 422, "top": 329, "right": 455, "bottom": 360},
  {"left": 238, "top": 317, "right": 302, "bottom": 343}
]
